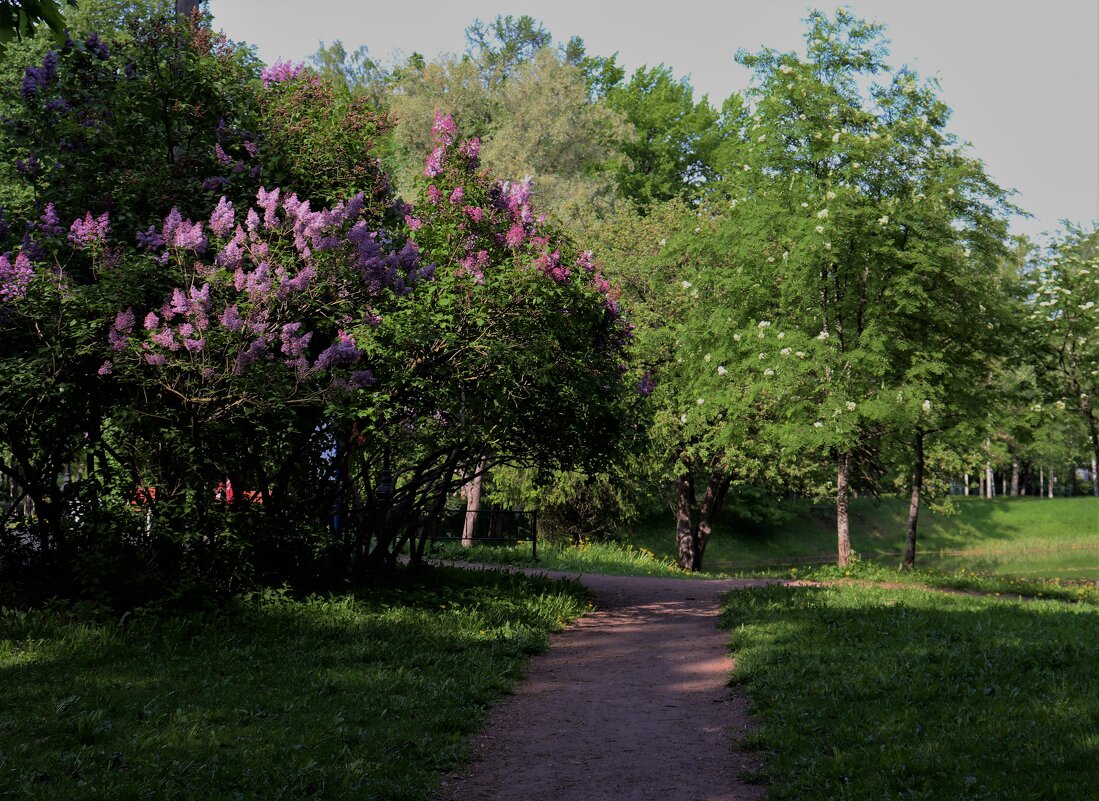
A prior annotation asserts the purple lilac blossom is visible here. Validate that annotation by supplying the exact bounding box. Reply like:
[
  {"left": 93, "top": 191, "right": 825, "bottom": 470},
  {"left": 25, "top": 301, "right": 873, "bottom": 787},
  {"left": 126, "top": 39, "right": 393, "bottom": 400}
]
[
  {"left": 216, "top": 236, "right": 243, "bottom": 269},
  {"left": 459, "top": 137, "right": 481, "bottom": 160},
  {"left": 286, "top": 264, "right": 316, "bottom": 293},
  {"left": 97, "top": 360, "right": 112, "bottom": 375},
  {"left": 170, "top": 219, "right": 206, "bottom": 252},
  {"left": 280, "top": 322, "right": 313, "bottom": 357},
  {"left": 20, "top": 51, "right": 58, "bottom": 98},
  {"left": 114, "top": 307, "right": 135, "bottom": 333},
  {"left": 245, "top": 262, "right": 271, "bottom": 296},
  {"left": 84, "top": 33, "right": 109, "bottom": 60},
  {"left": 637, "top": 373, "right": 656, "bottom": 396},
  {"left": 209, "top": 197, "right": 235, "bottom": 238},
  {"left": 431, "top": 111, "right": 457, "bottom": 145},
  {"left": 505, "top": 224, "right": 525, "bottom": 249},
  {"left": 314, "top": 330, "right": 361, "bottom": 371},
  {"left": 235, "top": 337, "right": 269, "bottom": 372},
  {"left": 260, "top": 60, "right": 307, "bottom": 88},
  {"left": 20, "top": 234, "right": 45, "bottom": 263},
  {"left": 136, "top": 225, "right": 165, "bottom": 251},
  {"left": 169, "top": 288, "right": 189, "bottom": 316},
  {"left": 144, "top": 312, "right": 159, "bottom": 330},
  {"left": 39, "top": 203, "right": 64, "bottom": 236},
  {"left": 151, "top": 328, "right": 179, "bottom": 351},
  {"left": 427, "top": 185, "right": 442, "bottom": 205},
  {"left": 256, "top": 187, "right": 281, "bottom": 229},
  {"left": 214, "top": 143, "right": 232, "bottom": 165},
  {"left": 424, "top": 146, "right": 445, "bottom": 178},
  {"left": 68, "top": 211, "right": 110, "bottom": 248},
  {"left": 449, "top": 186, "right": 464, "bottom": 204},
  {"left": 0, "top": 252, "right": 33, "bottom": 301},
  {"left": 219, "top": 305, "right": 243, "bottom": 332},
  {"left": 463, "top": 205, "right": 485, "bottom": 222}
]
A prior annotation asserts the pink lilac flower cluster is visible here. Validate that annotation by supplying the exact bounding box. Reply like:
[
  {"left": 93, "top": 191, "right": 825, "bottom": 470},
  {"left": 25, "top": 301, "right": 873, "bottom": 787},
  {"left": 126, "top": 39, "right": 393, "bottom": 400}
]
[
  {"left": 123, "top": 188, "right": 427, "bottom": 384},
  {"left": 260, "top": 60, "right": 309, "bottom": 88},
  {"left": 68, "top": 211, "right": 110, "bottom": 249},
  {"left": 38, "top": 203, "right": 65, "bottom": 237},
  {"left": 0, "top": 251, "right": 33, "bottom": 301}
]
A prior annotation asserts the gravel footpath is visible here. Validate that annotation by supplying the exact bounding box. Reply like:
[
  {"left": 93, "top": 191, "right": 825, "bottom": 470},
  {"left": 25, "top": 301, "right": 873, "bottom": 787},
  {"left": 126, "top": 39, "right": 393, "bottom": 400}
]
[{"left": 433, "top": 569, "right": 776, "bottom": 801}]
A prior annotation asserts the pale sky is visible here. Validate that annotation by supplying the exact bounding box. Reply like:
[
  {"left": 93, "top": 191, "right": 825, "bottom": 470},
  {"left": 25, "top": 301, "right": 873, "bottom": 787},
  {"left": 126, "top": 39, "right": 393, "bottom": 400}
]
[{"left": 208, "top": 0, "right": 1098, "bottom": 243}]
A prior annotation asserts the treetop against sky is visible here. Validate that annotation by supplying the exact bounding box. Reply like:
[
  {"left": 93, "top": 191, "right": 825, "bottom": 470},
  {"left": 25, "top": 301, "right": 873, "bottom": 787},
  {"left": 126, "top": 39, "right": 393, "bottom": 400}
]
[{"left": 208, "top": 0, "right": 1098, "bottom": 244}]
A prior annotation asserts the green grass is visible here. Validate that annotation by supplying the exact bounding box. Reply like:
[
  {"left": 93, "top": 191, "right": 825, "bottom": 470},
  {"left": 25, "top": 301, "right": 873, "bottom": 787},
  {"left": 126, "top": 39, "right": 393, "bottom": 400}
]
[
  {"left": 721, "top": 583, "right": 1099, "bottom": 800},
  {"left": 629, "top": 496, "right": 1099, "bottom": 579},
  {"left": 788, "top": 558, "right": 1099, "bottom": 605},
  {"left": 0, "top": 566, "right": 588, "bottom": 801},
  {"left": 427, "top": 538, "right": 698, "bottom": 578}
]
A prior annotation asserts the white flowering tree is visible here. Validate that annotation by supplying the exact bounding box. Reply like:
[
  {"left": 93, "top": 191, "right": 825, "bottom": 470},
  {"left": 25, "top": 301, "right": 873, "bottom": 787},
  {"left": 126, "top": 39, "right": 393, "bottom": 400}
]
[
  {"left": 1024, "top": 224, "right": 1099, "bottom": 494},
  {"left": 707, "top": 10, "right": 1016, "bottom": 567}
]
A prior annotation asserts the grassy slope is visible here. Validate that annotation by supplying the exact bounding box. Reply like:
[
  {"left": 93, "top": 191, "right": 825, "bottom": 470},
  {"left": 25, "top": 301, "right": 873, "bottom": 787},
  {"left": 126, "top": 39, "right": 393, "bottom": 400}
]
[
  {"left": 629, "top": 496, "right": 1099, "bottom": 578},
  {"left": 0, "top": 567, "right": 587, "bottom": 801},
  {"left": 722, "top": 583, "right": 1099, "bottom": 800}
]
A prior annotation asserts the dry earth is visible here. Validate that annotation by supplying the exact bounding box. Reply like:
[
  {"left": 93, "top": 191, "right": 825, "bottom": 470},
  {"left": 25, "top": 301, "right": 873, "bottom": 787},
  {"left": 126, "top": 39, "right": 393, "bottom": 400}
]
[{"left": 433, "top": 570, "right": 778, "bottom": 801}]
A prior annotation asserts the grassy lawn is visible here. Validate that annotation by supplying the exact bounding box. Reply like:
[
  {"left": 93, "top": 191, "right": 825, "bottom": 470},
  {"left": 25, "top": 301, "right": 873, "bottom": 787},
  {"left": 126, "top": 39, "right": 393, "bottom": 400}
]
[
  {"left": 630, "top": 496, "right": 1099, "bottom": 579},
  {"left": 721, "top": 583, "right": 1099, "bottom": 800},
  {"left": 0, "top": 567, "right": 587, "bottom": 801},
  {"left": 426, "top": 538, "right": 695, "bottom": 578}
]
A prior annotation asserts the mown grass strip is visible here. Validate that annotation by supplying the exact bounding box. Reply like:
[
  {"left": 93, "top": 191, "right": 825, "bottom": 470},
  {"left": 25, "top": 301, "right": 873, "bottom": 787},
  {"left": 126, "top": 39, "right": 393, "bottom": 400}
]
[
  {"left": 721, "top": 583, "right": 1099, "bottom": 800},
  {"left": 0, "top": 567, "right": 587, "bottom": 801},
  {"left": 427, "top": 539, "right": 699, "bottom": 578}
]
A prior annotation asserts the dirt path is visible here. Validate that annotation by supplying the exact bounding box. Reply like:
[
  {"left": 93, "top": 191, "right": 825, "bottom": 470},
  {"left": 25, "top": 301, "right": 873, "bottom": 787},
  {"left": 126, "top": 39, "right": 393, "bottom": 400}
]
[{"left": 433, "top": 570, "right": 777, "bottom": 801}]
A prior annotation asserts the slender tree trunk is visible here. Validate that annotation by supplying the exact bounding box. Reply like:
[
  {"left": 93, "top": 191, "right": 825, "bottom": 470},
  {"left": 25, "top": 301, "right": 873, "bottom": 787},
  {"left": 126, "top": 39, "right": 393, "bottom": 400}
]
[
  {"left": 1011, "top": 460, "right": 1020, "bottom": 496},
  {"left": 1048, "top": 470, "right": 1055, "bottom": 498},
  {"left": 1040, "top": 465, "right": 1045, "bottom": 497},
  {"left": 1093, "top": 454, "right": 1099, "bottom": 498},
  {"left": 675, "top": 468, "right": 697, "bottom": 570},
  {"left": 903, "top": 431, "right": 924, "bottom": 570},
  {"left": 986, "top": 463, "right": 995, "bottom": 498},
  {"left": 964, "top": 472, "right": 970, "bottom": 497},
  {"left": 692, "top": 468, "right": 731, "bottom": 571},
  {"left": 461, "top": 461, "right": 484, "bottom": 547},
  {"left": 836, "top": 451, "right": 853, "bottom": 567}
]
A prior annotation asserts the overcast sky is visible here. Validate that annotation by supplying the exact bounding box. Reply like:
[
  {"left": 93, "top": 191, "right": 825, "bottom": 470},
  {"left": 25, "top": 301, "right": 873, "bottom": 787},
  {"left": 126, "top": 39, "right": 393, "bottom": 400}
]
[{"left": 208, "top": 0, "right": 1098, "bottom": 243}]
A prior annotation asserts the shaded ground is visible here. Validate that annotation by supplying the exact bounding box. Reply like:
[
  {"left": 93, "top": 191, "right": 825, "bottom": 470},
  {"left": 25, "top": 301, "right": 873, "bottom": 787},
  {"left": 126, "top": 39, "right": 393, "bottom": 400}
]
[{"left": 433, "top": 570, "right": 775, "bottom": 801}]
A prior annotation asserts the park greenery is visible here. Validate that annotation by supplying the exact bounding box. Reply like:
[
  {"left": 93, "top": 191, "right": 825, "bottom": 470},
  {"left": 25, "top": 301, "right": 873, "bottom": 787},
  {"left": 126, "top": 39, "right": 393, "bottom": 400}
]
[
  {"left": 0, "top": 1, "right": 1092, "bottom": 593},
  {"left": 0, "top": 3, "right": 1096, "bottom": 800}
]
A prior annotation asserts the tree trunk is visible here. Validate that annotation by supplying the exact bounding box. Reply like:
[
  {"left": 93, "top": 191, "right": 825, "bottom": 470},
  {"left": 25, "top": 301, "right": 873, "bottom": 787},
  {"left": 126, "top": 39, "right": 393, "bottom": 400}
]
[
  {"left": 836, "top": 451, "right": 853, "bottom": 567},
  {"left": 1039, "top": 465, "right": 1045, "bottom": 497},
  {"left": 986, "top": 463, "right": 995, "bottom": 498},
  {"left": 1048, "top": 470, "right": 1055, "bottom": 498},
  {"left": 175, "top": 0, "right": 201, "bottom": 19},
  {"left": 675, "top": 468, "right": 697, "bottom": 570},
  {"left": 902, "top": 431, "right": 924, "bottom": 570},
  {"left": 964, "top": 472, "right": 970, "bottom": 497},
  {"left": 461, "top": 462, "right": 484, "bottom": 547},
  {"left": 692, "top": 468, "right": 732, "bottom": 571},
  {"left": 1010, "top": 460, "right": 1020, "bottom": 496},
  {"left": 1077, "top": 394, "right": 1099, "bottom": 497}
]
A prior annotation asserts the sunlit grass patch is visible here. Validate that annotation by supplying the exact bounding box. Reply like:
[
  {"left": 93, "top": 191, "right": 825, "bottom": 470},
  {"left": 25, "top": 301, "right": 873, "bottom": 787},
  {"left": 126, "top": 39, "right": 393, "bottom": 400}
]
[
  {"left": 722, "top": 582, "right": 1099, "bottom": 800},
  {"left": 0, "top": 567, "right": 587, "bottom": 801},
  {"left": 427, "top": 538, "right": 709, "bottom": 578}
]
